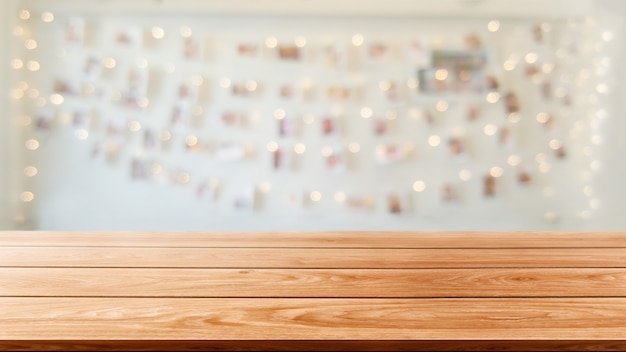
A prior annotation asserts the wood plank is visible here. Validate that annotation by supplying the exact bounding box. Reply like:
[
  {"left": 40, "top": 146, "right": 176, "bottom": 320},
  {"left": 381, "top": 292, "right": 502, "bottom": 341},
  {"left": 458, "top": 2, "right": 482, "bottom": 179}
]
[
  {"left": 2, "top": 298, "right": 626, "bottom": 340},
  {"left": 2, "top": 268, "right": 626, "bottom": 298},
  {"left": 2, "top": 247, "right": 625, "bottom": 268},
  {"left": 2, "top": 340, "right": 626, "bottom": 352},
  {"left": 2, "top": 231, "right": 626, "bottom": 248}
]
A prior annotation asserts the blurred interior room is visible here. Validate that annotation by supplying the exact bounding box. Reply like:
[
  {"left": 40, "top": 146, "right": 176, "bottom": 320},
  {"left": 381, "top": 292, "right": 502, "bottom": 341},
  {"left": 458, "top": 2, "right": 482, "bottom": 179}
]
[{"left": 1, "top": 0, "right": 625, "bottom": 231}]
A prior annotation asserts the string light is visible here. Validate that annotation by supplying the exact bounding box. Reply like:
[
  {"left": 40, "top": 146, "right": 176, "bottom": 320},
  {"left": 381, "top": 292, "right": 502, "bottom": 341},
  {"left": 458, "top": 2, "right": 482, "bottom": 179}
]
[
  {"left": 24, "top": 166, "right": 38, "bottom": 177},
  {"left": 489, "top": 167, "right": 504, "bottom": 178},
  {"left": 459, "top": 169, "right": 472, "bottom": 181},
  {"left": 266, "top": 141, "right": 278, "bottom": 152},
  {"left": 265, "top": 36, "right": 277, "bottom": 48},
  {"left": 483, "top": 124, "right": 497, "bottom": 136},
  {"left": 180, "top": 26, "right": 192, "bottom": 38},
  {"left": 487, "top": 20, "right": 500, "bottom": 32},
  {"left": 294, "top": 36, "right": 306, "bottom": 48},
  {"left": 310, "top": 191, "right": 322, "bottom": 202},
  {"left": 428, "top": 135, "right": 440, "bottom": 147},
  {"left": 19, "top": 10, "right": 30, "bottom": 20},
  {"left": 294, "top": 143, "right": 306, "bottom": 154},
  {"left": 352, "top": 34, "right": 364, "bottom": 46},
  {"left": 151, "top": 27, "right": 165, "bottom": 39},
  {"left": 21, "top": 192, "right": 34, "bottom": 202},
  {"left": 412, "top": 180, "right": 426, "bottom": 192},
  {"left": 220, "top": 77, "right": 231, "bottom": 88},
  {"left": 274, "top": 109, "right": 286, "bottom": 120},
  {"left": 360, "top": 107, "right": 373, "bottom": 118},
  {"left": 435, "top": 101, "right": 448, "bottom": 112},
  {"left": 25, "top": 139, "right": 39, "bottom": 150},
  {"left": 41, "top": 12, "right": 54, "bottom": 23},
  {"left": 9, "top": 14, "right": 613, "bottom": 226},
  {"left": 334, "top": 192, "right": 346, "bottom": 202}
]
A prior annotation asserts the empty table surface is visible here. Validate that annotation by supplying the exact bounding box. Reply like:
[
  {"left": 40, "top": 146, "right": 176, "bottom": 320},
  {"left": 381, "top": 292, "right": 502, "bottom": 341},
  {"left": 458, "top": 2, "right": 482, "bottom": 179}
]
[{"left": 1, "top": 231, "right": 626, "bottom": 351}]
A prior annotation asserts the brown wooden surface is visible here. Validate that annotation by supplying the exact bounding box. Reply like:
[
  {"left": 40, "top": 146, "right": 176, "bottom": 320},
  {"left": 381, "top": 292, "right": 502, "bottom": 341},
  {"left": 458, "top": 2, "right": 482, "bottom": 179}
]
[
  {"left": 2, "top": 268, "right": 626, "bottom": 297},
  {"left": 2, "top": 231, "right": 626, "bottom": 248},
  {"left": 3, "top": 247, "right": 626, "bottom": 268},
  {"left": 3, "top": 297, "right": 626, "bottom": 340},
  {"left": 1, "top": 231, "right": 626, "bottom": 351}
]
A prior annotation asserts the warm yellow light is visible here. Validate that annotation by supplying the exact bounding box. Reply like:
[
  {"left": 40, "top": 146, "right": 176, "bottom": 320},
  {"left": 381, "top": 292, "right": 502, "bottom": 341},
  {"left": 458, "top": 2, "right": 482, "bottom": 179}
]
[
  {"left": 413, "top": 180, "right": 426, "bottom": 192},
  {"left": 151, "top": 26, "right": 165, "bottom": 39},
  {"left": 459, "top": 169, "right": 472, "bottom": 181},
  {"left": 19, "top": 10, "right": 30, "bottom": 20},
  {"left": 127, "top": 121, "right": 141, "bottom": 132},
  {"left": 246, "top": 80, "right": 258, "bottom": 91},
  {"left": 49, "top": 94, "right": 64, "bottom": 105},
  {"left": 21, "top": 192, "right": 34, "bottom": 202},
  {"left": 360, "top": 107, "right": 373, "bottom": 119},
  {"left": 379, "top": 80, "right": 391, "bottom": 91},
  {"left": 274, "top": 109, "right": 286, "bottom": 120},
  {"left": 265, "top": 36, "right": 278, "bottom": 48},
  {"left": 435, "top": 101, "right": 448, "bottom": 112},
  {"left": 24, "top": 166, "right": 38, "bottom": 177},
  {"left": 334, "top": 192, "right": 346, "bottom": 202},
  {"left": 266, "top": 141, "right": 278, "bottom": 152},
  {"left": 25, "top": 139, "right": 39, "bottom": 150},
  {"left": 186, "top": 135, "right": 198, "bottom": 147},
  {"left": 74, "top": 129, "right": 89, "bottom": 140},
  {"left": 525, "top": 52, "right": 538, "bottom": 64},
  {"left": 407, "top": 78, "right": 419, "bottom": 89},
  {"left": 294, "top": 143, "right": 306, "bottom": 154},
  {"left": 180, "top": 26, "right": 192, "bottom": 38},
  {"left": 26, "top": 60, "right": 40, "bottom": 71},
  {"left": 486, "top": 92, "right": 500, "bottom": 103},
  {"left": 428, "top": 135, "right": 441, "bottom": 147},
  {"left": 41, "top": 11, "right": 54, "bottom": 22},
  {"left": 178, "top": 173, "right": 191, "bottom": 184},
  {"left": 24, "top": 39, "right": 37, "bottom": 50},
  {"left": 348, "top": 142, "right": 360, "bottom": 153},
  {"left": 483, "top": 124, "right": 498, "bottom": 136},
  {"left": 487, "top": 20, "right": 500, "bottom": 32},
  {"left": 103, "top": 57, "right": 116, "bottom": 69},
  {"left": 507, "top": 155, "right": 521, "bottom": 166},
  {"left": 259, "top": 182, "right": 272, "bottom": 193},
  {"left": 295, "top": 36, "right": 306, "bottom": 48},
  {"left": 490, "top": 166, "right": 504, "bottom": 178},
  {"left": 435, "top": 69, "right": 448, "bottom": 81},
  {"left": 220, "top": 77, "right": 231, "bottom": 88},
  {"left": 310, "top": 191, "right": 322, "bottom": 202}
]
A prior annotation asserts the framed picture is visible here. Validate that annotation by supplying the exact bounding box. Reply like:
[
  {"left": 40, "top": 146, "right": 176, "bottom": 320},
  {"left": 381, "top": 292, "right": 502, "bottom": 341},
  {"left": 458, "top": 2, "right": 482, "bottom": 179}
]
[{"left": 418, "top": 50, "right": 488, "bottom": 94}]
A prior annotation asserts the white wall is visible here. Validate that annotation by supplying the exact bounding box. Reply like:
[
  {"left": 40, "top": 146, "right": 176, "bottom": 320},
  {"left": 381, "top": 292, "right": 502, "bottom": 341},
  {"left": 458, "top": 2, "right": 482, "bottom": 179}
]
[
  {"left": 0, "top": 0, "right": 19, "bottom": 230},
  {"left": 3, "top": 0, "right": 625, "bottom": 231}
]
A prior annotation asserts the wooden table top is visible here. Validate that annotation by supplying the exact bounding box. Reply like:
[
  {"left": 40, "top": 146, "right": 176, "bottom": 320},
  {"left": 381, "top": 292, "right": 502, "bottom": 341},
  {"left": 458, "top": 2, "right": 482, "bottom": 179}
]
[{"left": 1, "top": 231, "right": 626, "bottom": 351}]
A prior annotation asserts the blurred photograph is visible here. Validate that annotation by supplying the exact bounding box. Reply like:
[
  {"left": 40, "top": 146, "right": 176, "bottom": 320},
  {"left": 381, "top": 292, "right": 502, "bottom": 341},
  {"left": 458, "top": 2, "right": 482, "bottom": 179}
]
[{"left": 418, "top": 50, "right": 488, "bottom": 94}]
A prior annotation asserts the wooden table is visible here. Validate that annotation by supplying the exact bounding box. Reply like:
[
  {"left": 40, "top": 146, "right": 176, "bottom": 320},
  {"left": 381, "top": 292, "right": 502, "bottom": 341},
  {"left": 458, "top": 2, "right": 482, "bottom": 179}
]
[{"left": 1, "top": 231, "right": 626, "bottom": 351}]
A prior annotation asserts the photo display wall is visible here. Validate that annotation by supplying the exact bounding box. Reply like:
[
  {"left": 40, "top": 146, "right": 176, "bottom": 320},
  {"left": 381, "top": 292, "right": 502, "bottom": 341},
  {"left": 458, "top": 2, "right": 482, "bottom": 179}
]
[{"left": 14, "top": 12, "right": 609, "bottom": 229}]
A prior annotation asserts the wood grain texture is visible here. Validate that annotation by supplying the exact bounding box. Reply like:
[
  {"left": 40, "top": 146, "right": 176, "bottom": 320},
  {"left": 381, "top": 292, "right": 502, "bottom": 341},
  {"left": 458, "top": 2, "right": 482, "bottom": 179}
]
[
  {"left": 2, "top": 231, "right": 625, "bottom": 248},
  {"left": 3, "top": 247, "right": 625, "bottom": 268},
  {"left": 2, "top": 231, "right": 626, "bottom": 351},
  {"left": 3, "top": 340, "right": 626, "bottom": 351},
  {"left": 2, "top": 268, "right": 626, "bottom": 298},
  {"left": 3, "top": 298, "right": 626, "bottom": 340}
]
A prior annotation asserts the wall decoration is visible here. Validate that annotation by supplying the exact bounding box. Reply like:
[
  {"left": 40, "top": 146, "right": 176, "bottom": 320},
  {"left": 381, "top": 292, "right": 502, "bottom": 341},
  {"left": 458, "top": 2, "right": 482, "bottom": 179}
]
[{"left": 8, "top": 7, "right": 617, "bottom": 230}]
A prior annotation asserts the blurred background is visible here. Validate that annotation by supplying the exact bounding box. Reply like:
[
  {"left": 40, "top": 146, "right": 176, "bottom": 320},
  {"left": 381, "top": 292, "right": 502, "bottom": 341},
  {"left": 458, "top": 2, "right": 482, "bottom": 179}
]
[{"left": 1, "top": 0, "right": 625, "bottom": 231}]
